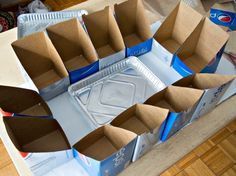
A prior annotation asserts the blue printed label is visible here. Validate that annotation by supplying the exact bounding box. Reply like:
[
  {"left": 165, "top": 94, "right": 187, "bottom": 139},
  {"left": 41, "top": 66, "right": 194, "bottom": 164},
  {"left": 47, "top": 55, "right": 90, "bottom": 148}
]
[{"left": 126, "top": 38, "right": 153, "bottom": 57}]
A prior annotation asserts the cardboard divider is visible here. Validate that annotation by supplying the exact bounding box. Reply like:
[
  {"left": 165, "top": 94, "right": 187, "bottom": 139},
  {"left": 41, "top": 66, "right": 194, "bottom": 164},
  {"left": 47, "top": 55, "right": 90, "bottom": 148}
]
[
  {"left": 3, "top": 117, "right": 70, "bottom": 152},
  {"left": 114, "top": 0, "right": 152, "bottom": 56},
  {"left": 11, "top": 32, "right": 69, "bottom": 100},
  {"left": 110, "top": 104, "right": 169, "bottom": 161},
  {"left": 145, "top": 86, "right": 204, "bottom": 112},
  {"left": 154, "top": 1, "right": 202, "bottom": 54},
  {"left": 175, "top": 18, "right": 229, "bottom": 73},
  {"left": 111, "top": 104, "right": 168, "bottom": 135},
  {"left": 46, "top": 18, "right": 98, "bottom": 80},
  {"left": 0, "top": 85, "right": 51, "bottom": 116},
  {"left": 173, "top": 73, "right": 236, "bottom": 89},
  {"left": 74, "top": 125, "right": 136, "bottom": 160},
  {"left": 82, "top": 7, "right": 125, "bottom": 59}
]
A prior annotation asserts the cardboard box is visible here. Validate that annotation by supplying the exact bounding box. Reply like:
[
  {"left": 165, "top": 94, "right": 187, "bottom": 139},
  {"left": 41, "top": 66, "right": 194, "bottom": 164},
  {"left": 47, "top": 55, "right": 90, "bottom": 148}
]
[
  {"left": 145, "top": 86, "right": 204, "bottom": 141},
  {"left": 210, "top": 2, "right": 236, "bottom": 30},
  {"left": 3, "top": 116, "right": 73, "bottom": 176},
  {"left": 0, "top": 85, "right": 52, "bottom": 117},
  {"left": 111, "top": 104, "right": 169, "bottom": 161},
  {"left": 114, "top": 0, "right": 152, "bottom": 57},
  {"left": 172, "top": 18, "right": 229, "bottom": 76},
  {"left": 46, "top": 18, "right": 99, "bottom": 84},
  {"left": 11, "top": 32, "right": 70, "bottom": 101},
  {"left": 83, "top": 7, "right": 126, "bottom": 69},
  {"left": 73, "top": 125, "right": 137, "bottom": 176},
  {"left": 153, "top": 1, "right": 202, "bottom": 66},
  {"left": 173, "top": 73, "right": 236, "bottom": 121}
]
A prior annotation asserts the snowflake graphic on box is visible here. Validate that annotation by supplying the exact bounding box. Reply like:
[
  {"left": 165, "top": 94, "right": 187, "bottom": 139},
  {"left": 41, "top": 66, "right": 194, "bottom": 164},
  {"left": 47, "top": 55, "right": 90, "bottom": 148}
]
[{"left": 113, "top": 148, "right": 125, "bottom": 167}]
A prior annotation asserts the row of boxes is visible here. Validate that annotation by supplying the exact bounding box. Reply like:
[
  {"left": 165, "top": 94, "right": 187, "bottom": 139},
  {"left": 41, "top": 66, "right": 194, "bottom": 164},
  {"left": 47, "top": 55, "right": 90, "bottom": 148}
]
[
  {"left": 1, "top": 73, "right": 235, "bottom": 175},
  {"left": 11, "top": 0, "right": 230, "bottom": 101}
]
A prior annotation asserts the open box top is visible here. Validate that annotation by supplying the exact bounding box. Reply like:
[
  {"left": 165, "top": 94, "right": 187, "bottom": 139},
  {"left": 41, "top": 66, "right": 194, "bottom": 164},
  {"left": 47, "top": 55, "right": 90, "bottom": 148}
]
[
  {"left": 173, "top": 73, "right": 236, "bottom": 89},
  {"left": 111, "top": 104, "right": 169, "bottom": 135},
  {"left": 114, "top": 0, "right": 152, "bottom": 48},
  {"left": 0, "top": 85, "right": 51, "bottom": 116},
  {"left": 82, "top": 7, "right": 125, "bottom": 58},
  {"left": 3, "top": 117, "right": 70, "bottom": 152},
  {"left": 46, "top": 18, "right": 98, "bottom": 72},
  {"left": 175, "top": 18, "right": 229, "bottom": 73},
  {"left": 11, "top": 32, "right": 68, "bottom": 90},
  {"left": 73, "top": 125, "right": 136, "bottom": 161},
  {"left": 153, "top": 1, "right": 202, "bottom": 53},
  {"left": 145, "top": 86, "right": 204, "bottom": 112}
]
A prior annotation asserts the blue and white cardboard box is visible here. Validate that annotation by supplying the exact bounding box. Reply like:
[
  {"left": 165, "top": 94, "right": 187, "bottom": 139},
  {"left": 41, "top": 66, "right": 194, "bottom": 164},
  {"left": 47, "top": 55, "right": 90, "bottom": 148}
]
[
  {"left": 152, "top": 1, "right": 203, "bottom": 66},
  {"left": 114, "top": 0, "right": 153, "bottom": 57},
  {"left": 144, "top": 86, "right": 204, "bottom": 141},
  {"left": 46, "top": 18, "right": 100, "bottom": 84},
  {"left": 2, "top": 116, "right": 74, "bottom": 176},
  {"left": 173, "top": 73, "right": 236, "bottom": 122},
  {"left": 11, "top": 31, "right": 70, "bottom": 101},
  {"left": 111, "top": 104, "right": 169, "bottom": 162},
  {"left": 73, "top": 125, "right": 137, "bottom": 176},
  {"left": 172, "top": 18, "right": 229, "bottom": 77},
  {"left": 210, "top": 3, "right": 236, "bottom": 31},
  {"left": 82, "top": 7, "right": 126, "bottom": 70},
  {"left": 0, "top": 85, "right": 52, "bottom": 117}
]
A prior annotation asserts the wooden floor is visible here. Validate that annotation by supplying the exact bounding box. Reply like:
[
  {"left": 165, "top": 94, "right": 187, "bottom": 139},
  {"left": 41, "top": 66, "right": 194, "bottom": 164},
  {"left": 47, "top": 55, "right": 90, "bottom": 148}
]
[{"left": 0, "top": 119, "right": 235, "bottom": 176}]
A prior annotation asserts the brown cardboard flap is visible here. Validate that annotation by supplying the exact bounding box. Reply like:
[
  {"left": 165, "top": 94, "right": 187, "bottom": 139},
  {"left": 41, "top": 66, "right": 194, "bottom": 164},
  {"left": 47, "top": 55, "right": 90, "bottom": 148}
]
[
  {"left": 73, "top": 125, "right": 136, "bottom": 161},
  {"left": 177, "top": 18, "right": 229, "bottom": 72},
  {"left": 173, "top": 73, "right": 236, "bottom": 89},
  {"left": 0, "top": 85, "right": 51, "bottom": 116},
  {"left": 111, "top": 104, "right": 169, "bottom": 135},
  {"left": 11, "top": 32, "right": 68, "bottom": 90},
  {"left": 212, "top": 3, "right": 235, "bottom": 13},
  {"left": 145, "top": 86, "right": 204, "bottom": 112},
  {"left": 114, "top": 0, "right": 152, "bottom": 47},
  {"left": 3, "top": 117, "right": 70, "bottom": 152},
  {"left": 46, "top": 18, "right": 98, "bottom": 71},
  {"left": 154, "top": 1, "right": 202, "bottom": 53},
  {"left": 83, "top": 7, "right": 125, "bottom": 58}
]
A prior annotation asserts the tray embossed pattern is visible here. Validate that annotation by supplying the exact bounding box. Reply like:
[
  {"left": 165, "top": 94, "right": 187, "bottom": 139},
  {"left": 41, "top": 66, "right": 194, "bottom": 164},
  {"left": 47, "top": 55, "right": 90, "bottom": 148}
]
[{"left": 69, "top": 57, "right": 166, "bottom": 127}]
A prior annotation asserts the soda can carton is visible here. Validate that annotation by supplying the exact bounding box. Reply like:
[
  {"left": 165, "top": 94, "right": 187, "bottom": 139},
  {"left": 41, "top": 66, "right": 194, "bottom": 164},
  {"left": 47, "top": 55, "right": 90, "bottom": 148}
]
[
  {"left": 172, "top": 18, "right": 229, "bottom": 77},
  {"left": 145, "top": 86, "right": 204, "bottom": 141},
  {"left": 153, "top": 1, "right": 202, "bottom": 66},
  {"left": 46, "top": 18, "right": 99, "bottom": 84},
  {"left": 114, "top": 0, "right": 153, "bottom": 57},
  {"left": 11, "top": 32, "right": 70, "bottom": 101},
  {"left": 82, "top": 7, "right": 126, "bottom": 70},
  {"left": 173, "top": 73, "right": 236, "bottom": 121},
  {"left": 0, "top": 85, "right": 52, "bottom": 117},
  {"left": 210, "top": 2, "right": 236, "bottom": 31},
  {"left": 3, "top": 116, "right": 73, "bottom": 176},
  {"left": 73, "top": 125, "right": 137, "bottom": 176},
  {"left": 111, "top": 104, "right": 169, "bottom": 162}
]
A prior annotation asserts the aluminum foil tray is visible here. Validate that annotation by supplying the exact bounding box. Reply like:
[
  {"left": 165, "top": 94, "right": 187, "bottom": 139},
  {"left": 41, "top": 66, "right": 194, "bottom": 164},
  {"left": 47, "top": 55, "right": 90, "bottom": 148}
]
[
  {"left": 68, "top": 56, "right": 166, "bottom": 127},
  {"left": 17, "top": 10, "right": 88, "bottom": 38}
]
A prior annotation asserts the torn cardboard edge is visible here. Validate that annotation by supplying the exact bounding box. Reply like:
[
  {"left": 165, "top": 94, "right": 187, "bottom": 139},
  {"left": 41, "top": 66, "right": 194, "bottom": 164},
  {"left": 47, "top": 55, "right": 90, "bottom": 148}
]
[
  {"left": 172, "top": 17, "right": 229, "bottom": 76},
  {"left": 110, "top": 104, "right": 169, "bottom": 161},
  {"left": 0, "top": 85, "right": 52, "bottom": 117},
  {"left": 153, "top": 1, "right": 203, "bottom": 55},
  {"left": 11, "top": 31, "right": 70, "bottom": 100},
  {"left": 114, "top": 0, "right": 152, "bottom": 57}
]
